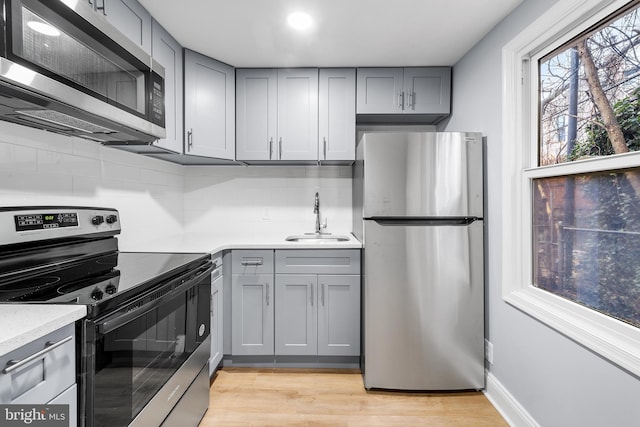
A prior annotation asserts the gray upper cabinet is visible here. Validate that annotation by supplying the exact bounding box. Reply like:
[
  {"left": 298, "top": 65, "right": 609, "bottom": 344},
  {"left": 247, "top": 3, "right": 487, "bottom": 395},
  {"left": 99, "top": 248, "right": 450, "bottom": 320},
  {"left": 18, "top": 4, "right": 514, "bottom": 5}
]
[
  {"left": 184, "top": 50, "right": 235, "bottom": 160},
  {"left": 103, "top": 0, "right": 152, "bottom": 55},
  {"left": 318, "top": 69, "right": 356, "bottom": 162},
  {"left": 236, "top": 69, "right": 277, "bottom": 161},
  {"left": 277, "top": 69, "right": 318, "bottom": 161},
  {"left": 356, "top": 67, "right": 451, "bottom": 119},
  {"left": 151, "top": 20, "right": 182, "bottom": 153},
  {"left": 356, "top": 68, "right": 404, "bottom": 114},
  {"left": 236, "top": 68, "right": 318, "bottom": 162}
]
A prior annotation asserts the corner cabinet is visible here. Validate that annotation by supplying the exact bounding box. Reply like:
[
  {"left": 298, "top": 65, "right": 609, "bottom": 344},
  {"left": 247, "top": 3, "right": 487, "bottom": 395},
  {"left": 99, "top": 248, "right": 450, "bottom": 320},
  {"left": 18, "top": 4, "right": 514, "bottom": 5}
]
[
  {"left": 319, "top": 69, "right": 356, "bottom": 162},
  {"left": 150, "top": 20, "right": 183, "bottom": 153},
  {"left": 236, "top": 68, "right": 318, "bottom": 162},
  {"left": 356, "top": 67, "right": 451, "bottom": 122},
  {"left": 184, "top": 50, "right": 235, "bottom": 160}
]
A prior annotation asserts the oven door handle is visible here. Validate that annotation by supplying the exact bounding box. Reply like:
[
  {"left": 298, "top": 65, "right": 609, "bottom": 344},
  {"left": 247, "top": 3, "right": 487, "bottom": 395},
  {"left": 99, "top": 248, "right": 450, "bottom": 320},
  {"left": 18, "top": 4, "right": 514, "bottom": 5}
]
[{"left": 97, "top": 264, "right": 213, "bottom": 335}]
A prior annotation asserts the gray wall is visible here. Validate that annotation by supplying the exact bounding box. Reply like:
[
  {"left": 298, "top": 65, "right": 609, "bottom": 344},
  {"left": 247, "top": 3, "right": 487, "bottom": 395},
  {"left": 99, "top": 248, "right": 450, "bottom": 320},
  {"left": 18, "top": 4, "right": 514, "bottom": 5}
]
[{"left": 442, "top": 0, "right": 640, "bottom": 425}]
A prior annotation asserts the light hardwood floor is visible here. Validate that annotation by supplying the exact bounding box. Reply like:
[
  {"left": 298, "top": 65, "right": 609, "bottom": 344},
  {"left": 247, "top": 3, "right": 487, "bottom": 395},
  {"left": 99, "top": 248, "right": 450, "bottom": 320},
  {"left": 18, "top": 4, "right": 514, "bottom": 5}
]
[{"left": 200, "top": 368, "right": 507, "bottom": 426}]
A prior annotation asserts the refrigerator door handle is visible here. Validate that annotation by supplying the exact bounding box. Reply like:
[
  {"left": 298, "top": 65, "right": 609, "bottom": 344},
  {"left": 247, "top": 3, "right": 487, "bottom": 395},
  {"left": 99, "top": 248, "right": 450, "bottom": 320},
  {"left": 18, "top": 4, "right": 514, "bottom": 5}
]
[{"left": 370, "top": 217, "right": 481, "bottom": 226}]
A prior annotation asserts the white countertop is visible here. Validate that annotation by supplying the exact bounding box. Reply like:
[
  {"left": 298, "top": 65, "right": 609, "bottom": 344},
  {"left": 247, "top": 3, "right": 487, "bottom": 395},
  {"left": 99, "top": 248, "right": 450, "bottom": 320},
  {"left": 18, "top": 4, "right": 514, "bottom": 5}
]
[
  {"left": 123, "top": 231, "right": 362, "bottom": 254},
  {"left": 1, "top": 232, "right": 360, "bottom": 356},
  {"left": 0, "top": 304, "right": 87, "bottom": 356}
]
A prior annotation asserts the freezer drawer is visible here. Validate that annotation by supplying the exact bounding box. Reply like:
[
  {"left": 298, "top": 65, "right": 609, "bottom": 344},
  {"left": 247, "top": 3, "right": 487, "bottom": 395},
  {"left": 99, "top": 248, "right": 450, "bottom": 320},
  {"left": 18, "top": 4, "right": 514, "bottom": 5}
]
[
  {"left": 362, "top": 219, "right": 484, "bottom": 390},
  {"left": 358, "top": 132, "right": 483, "bottom": 218}
]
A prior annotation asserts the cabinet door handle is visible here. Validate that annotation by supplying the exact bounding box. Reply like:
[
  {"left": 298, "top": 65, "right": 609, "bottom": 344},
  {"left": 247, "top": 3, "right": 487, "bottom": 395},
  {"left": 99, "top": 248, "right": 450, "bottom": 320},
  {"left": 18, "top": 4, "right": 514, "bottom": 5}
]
[
  {"left": 2, "top": 336, "right": 73, "bottom": 374},
  {"left": 310, "top": 283, "right": 314, "bottom": 307},
  {"left": 269, "top": 138, "right": 273, "bottom": 160},
  {"left": 407, "top": 90, "right": 414, "bottom": 110},
  {"left": 187, "top": 129, "right": 193, "bottom": 151},
  {"left": 398, "top": 91, "right": 404, "bottom": 110},
  {"left": 266, "top": 283, "right": 270, "bottom": 306},
  {"left": 96, "top": 0, "right": 106, "bottom": 15},
  {"left": 323, "top": 137, "right": 327, "bottom": 160},
  {"left": 279, "top": 138, "right": 283, "bottom": 159},
  {"left": 322, "top": 283, "right": 325, "bottom": 306}
]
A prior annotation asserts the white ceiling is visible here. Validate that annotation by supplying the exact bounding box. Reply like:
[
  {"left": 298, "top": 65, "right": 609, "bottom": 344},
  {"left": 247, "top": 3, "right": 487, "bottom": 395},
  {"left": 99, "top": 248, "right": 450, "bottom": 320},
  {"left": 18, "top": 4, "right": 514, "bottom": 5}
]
[{"left": 138, "top": 0, "right": 523, "bottom": 68}]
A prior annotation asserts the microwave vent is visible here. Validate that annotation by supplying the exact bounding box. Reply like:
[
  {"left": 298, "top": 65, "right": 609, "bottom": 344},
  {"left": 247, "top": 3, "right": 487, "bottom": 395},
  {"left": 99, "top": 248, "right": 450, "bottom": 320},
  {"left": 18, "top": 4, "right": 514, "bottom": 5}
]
[{"left": 15, "top": 109, "right": 116, "bottom": 134}]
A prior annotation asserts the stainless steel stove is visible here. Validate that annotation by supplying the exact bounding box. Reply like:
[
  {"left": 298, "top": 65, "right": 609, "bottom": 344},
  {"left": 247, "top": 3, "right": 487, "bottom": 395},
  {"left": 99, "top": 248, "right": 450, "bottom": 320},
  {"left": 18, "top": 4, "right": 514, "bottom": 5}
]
[{"left": 0, "top": 207, "right": 212, "bottom": 427}]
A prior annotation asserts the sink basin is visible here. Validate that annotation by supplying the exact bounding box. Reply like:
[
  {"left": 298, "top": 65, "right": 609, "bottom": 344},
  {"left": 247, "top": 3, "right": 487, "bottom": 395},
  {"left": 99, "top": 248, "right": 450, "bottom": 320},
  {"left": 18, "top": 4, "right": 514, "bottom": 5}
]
[{"left": 285, "top": 234, "right": 351, "bottom": 243}]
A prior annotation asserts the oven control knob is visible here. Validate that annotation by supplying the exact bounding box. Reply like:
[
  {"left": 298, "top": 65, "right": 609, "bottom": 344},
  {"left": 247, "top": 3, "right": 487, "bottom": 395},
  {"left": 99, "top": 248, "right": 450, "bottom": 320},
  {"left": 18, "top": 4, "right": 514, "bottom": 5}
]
[
  {"left": 91, "top": 289, "right": 104, "bottom": 300},
  {"left": 91, "top": 215, "right": 104, "bottom": 225},
  {"left": 105, "top": 284, "right": 117, "bottom": 295},
  {"left": 106, "top": 215, "right": 118, "bottom": 224}
]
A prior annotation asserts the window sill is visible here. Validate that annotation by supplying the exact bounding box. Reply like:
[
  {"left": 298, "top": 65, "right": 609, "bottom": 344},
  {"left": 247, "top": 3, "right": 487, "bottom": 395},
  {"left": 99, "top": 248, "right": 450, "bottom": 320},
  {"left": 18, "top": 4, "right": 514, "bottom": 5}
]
[{"left": 505, "top": 286, "right": 640, "bottom": 377}]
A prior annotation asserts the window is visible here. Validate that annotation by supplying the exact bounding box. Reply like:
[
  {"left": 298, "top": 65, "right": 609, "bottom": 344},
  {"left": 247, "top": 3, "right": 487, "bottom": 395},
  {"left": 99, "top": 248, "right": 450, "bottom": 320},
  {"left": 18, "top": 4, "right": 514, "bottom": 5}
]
[{"left": 503, "top": 0, "right": 640, "bottom": 376}]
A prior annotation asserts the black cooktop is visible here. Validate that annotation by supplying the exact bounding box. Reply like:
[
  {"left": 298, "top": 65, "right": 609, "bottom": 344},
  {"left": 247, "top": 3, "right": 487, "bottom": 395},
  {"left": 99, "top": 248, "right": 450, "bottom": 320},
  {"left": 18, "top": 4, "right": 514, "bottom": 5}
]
[{"left": 0, "top": 245, "right": 210, "bottom": 318}]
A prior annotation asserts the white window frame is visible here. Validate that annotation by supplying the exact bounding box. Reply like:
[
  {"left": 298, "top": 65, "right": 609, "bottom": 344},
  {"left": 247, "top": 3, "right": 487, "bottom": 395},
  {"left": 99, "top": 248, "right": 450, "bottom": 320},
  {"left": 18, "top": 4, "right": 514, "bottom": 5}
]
[{"left": 502, "top": 0, "right": 640, "bottom": 377}]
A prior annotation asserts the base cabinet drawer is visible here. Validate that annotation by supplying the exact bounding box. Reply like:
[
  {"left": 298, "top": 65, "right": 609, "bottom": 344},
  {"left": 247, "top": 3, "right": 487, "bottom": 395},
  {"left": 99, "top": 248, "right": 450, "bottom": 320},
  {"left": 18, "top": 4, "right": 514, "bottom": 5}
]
[{"left": 0, "top": 324, "right": 75, "bottom": 405}]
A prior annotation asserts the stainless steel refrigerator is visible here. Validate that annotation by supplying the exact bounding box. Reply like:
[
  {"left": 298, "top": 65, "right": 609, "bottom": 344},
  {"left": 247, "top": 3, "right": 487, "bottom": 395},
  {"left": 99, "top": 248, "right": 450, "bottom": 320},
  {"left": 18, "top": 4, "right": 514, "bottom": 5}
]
[{"left": 353, "top": 131, "right": 484, "bottom": 391}]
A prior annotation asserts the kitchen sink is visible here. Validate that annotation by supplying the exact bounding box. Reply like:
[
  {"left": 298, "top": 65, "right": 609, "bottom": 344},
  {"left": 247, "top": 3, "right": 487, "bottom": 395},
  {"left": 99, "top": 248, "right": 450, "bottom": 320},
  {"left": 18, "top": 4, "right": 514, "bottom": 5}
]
[{"left": 285, "top": 234, "right": 351, "bottom": 243}]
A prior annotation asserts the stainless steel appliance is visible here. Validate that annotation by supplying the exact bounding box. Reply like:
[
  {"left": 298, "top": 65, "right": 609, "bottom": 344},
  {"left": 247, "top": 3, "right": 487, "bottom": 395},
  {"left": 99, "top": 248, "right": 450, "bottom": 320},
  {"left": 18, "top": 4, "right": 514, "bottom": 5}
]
[
  {"left": 0, "top": 0, "right": 165, "bottom": 143},
  {"left": 0, "top": 207, "right": 211, "bottom": 427},
  {"left": 353, "top": 131, "right": 485, "bottom": 391}
]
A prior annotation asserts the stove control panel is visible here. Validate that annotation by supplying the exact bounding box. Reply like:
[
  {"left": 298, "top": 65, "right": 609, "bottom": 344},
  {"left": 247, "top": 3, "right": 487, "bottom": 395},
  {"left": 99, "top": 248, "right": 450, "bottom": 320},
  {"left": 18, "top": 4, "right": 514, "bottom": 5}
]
[{"left": 0, "top": 206, "right": 121, "bottom": 247}]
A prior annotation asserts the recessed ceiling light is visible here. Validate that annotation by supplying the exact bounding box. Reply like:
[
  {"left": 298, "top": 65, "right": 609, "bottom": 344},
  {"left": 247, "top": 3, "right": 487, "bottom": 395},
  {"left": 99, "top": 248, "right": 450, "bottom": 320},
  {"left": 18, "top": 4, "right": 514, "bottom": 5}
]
[
  {"left": 287, "top": 11, "right": 313, "bottom": 31},
  {"left": 27, "top": 21, "right": 60, "bottom": 37}
]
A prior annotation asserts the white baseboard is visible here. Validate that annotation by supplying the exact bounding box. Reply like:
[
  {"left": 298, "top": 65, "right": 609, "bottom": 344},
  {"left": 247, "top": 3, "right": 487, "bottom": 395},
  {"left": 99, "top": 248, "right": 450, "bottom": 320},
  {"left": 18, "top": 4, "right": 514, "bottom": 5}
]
[{"left": 483, "top": 371, "right": 539, "bottom": 427}]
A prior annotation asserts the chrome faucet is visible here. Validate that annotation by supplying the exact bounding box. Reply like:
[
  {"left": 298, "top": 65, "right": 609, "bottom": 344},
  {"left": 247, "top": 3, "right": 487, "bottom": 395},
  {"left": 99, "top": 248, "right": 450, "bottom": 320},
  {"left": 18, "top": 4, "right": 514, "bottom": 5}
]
[{"left": 313, "top": 192, "right": 328, "bottom": 234}]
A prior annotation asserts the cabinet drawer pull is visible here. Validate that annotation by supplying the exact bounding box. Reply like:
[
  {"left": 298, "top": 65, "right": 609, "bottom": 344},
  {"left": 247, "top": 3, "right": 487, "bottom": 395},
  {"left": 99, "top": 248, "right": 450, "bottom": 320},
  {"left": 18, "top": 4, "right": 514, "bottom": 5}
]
[
  {"left": 322, "top": 283, "right": 325, "bottom": 306},
  {"left": 279, "top": 138, "right": 283, "bottom": 159},
  {"left": 241, "top": 259, "right": 263, "bottom": 266},
  {"left": 311, "top": 283, "right": 314, "bottom": 306},
  {"left": 269, "top": 138, "right": 273, "bottom": 160},
  {"left": 2, "top": 336, "right": 73, "bottom": 374},
  {"left": 323, "top": 137, "right": 327, "bottom": 160}
]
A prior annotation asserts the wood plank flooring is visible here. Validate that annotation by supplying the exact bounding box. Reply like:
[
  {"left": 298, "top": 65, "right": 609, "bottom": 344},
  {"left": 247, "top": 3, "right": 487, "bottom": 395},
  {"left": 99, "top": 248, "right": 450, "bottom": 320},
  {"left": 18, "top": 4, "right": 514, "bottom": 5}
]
[{"left": 200, "top": 368, "right": 507, "bottom": 426}]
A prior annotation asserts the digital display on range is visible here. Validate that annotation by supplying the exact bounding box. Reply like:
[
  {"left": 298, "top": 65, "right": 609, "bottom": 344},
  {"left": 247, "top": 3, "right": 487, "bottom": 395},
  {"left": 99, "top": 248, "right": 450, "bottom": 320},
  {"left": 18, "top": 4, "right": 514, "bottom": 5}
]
[{"left": 14, "top": 212, "right": 79, "bottom": 231}]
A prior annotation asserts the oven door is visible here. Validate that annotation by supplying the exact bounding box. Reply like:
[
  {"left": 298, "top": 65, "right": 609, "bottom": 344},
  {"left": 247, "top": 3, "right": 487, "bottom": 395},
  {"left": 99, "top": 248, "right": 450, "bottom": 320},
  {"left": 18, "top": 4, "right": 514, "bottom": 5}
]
[{"left": 82, "top": 264, "right": 211, "bottom": 427}]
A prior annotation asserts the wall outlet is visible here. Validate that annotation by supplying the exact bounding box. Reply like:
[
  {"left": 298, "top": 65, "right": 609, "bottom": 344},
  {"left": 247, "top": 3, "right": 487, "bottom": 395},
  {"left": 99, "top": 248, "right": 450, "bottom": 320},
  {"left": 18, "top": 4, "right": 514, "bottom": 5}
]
[{"left": 485, "top": 339, "right": 494, "bottom": 365}]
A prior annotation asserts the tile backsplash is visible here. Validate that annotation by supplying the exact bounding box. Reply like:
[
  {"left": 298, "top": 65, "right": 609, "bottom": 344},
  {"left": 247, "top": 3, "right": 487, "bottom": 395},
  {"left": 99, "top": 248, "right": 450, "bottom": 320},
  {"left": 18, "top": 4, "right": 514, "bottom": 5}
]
[
  {"left": 0, "top": 121, "right": 354, "bottom": 249},
  {"left": 183, "top": 165, "right": 353, "bottom": 236},
  {"left": 0, "top": 122, "right": 184, "bottom": 249}
]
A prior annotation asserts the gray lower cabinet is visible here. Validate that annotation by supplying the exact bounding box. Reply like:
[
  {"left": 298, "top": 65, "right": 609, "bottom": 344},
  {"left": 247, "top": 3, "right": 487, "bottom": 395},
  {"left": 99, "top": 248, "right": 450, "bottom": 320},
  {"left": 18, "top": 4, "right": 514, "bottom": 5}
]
[
  {"left": 317, "top": 274, "right": 360, "bottom": 356},
  {"left": 231, "top": 249, "right": 360, "bottom": 361},
  {"left": 210, "top": 253, "right": 223, "bottom": 375},
  {"left": 231, "top": 250, "right": 275, "bottom": 356},
  {"left": 275, "top": 274, "right": 317, "bottom": 355},
  {"left": 275, "top": 273, "right": 360, "bottom": 357},
  {"left": 275, "top": 249, "right": 361, "bottom": 357},
  {"left": 0, "top": 323, "right": 77, "bottom": 427}
]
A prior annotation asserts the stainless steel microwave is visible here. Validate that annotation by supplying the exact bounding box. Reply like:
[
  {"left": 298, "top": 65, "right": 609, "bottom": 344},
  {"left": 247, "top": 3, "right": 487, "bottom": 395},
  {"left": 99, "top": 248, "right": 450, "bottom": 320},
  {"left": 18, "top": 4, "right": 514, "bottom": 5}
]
[{"left": 0, "top": 0, "right": 165, "bottom": 143}]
